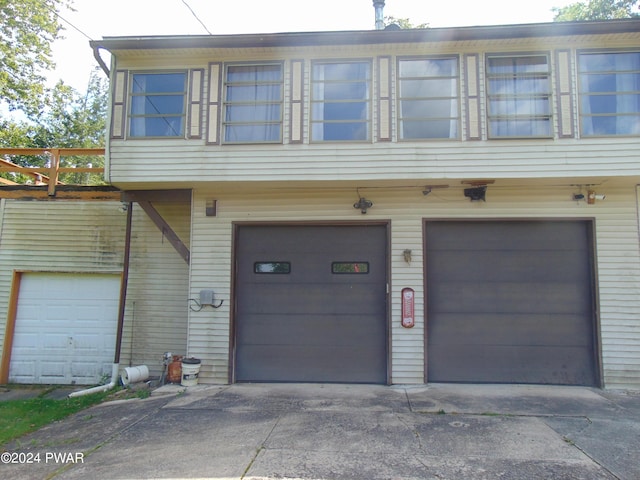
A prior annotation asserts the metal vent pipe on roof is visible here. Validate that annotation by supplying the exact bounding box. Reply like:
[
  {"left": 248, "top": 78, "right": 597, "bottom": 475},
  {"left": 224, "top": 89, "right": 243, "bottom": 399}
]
[{"left": 373, "top": 0, "right": 385, "bottom": 30}]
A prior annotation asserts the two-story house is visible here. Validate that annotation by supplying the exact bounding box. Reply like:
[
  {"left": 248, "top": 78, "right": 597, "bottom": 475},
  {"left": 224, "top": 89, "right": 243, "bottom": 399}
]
[{"left": 2, "top": 19, "right": 640, "bottom": 390}]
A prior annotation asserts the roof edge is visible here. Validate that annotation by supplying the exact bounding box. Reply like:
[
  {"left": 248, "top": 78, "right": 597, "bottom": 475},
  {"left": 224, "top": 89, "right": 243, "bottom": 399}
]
[{"left": 90, "top": 19, "right": 640, "bottom": 52}]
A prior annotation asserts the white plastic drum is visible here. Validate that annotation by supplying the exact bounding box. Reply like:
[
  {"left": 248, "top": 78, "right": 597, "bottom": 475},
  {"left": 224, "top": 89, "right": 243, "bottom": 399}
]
[{"left": 120, "top": 365, "right": 149, "bottom": 385}]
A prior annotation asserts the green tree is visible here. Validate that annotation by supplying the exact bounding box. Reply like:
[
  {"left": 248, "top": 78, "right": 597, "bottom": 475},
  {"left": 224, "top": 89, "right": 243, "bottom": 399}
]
[
  {"left": 0, "top": 71, "right": 108, "bottom": 185},
  {"left": 553, "top": 0, "right": 639, "bottom": 21},
  {"left": 0, "top": 0, "right": 70, "bottom": 115},
  {"left": 384, "top": 16, "right": 429, "bottom": 29}
]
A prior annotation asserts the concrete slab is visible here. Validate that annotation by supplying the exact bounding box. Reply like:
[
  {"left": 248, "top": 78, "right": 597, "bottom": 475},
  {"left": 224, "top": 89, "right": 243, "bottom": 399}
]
[
  {"left": 544, "top": 416, "right": 640, "bottom": 480},
  {"left": 407, "top": 383, "right": 622, "bottom": 416},
  {"left": 59, "top": 408, "right": 279, "bottom": 480},
  {"left": 1, "top": 383, "right": 638, "bottom": 479}
]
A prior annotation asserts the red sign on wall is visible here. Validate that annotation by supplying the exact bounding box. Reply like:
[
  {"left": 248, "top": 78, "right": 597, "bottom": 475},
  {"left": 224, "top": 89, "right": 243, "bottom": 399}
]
[{"left": 401, "top": 287, "right": 415, "bottom": 328}]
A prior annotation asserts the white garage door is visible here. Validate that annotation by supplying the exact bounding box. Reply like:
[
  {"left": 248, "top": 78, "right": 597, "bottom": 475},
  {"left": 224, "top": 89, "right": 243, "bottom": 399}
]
[{"left": 9, "top": 273, "right": 120, "bottom": 385}]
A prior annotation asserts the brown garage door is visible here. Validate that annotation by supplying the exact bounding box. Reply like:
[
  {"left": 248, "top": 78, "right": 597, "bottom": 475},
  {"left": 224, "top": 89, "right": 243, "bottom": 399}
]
[
  {"left": 234, "top": 224, "right": 388, "bottom": 383},
  {"left": 425, "top": 220, "right": 599, "bottom": 386}
]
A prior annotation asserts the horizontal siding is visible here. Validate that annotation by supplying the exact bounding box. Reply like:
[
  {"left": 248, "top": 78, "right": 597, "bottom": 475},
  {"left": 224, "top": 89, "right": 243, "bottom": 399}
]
[
  {"left": 107, "top": 34, "right": 640, "bottom": 187},
  {"left": 0, "top": 200, "right": 191, "bottom": 380},
  {"left": 120, "top": 202, "right": 190, "bottom": 376},
  {"left": 109, "top": 138, "right": 640, "bottom": 186},
  {"left": 0, "top": 201, "right": 126, "bottom": 365},
  {"left": 189, "top": 183, "right": 640, "bottom": 389}
]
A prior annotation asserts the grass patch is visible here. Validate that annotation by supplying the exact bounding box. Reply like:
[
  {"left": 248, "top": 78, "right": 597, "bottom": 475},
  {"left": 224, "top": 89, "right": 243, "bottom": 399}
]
[{"left": 0, "top": 389, "right": 113, "bottom": 446}]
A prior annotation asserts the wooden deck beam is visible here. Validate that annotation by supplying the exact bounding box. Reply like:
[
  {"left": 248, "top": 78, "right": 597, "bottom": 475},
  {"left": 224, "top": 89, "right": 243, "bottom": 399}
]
[{"left": 0, "top": 185, "right": 121, "bottom": 200}]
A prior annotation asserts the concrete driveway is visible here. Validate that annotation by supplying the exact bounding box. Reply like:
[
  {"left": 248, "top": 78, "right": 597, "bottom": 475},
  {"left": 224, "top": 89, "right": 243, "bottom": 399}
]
[{"left": 2, "top": 383, "right": 639, "bottom": 479}]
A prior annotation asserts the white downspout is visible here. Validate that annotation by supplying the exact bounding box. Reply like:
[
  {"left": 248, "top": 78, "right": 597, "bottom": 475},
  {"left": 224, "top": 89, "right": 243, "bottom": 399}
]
[{"left": 68, "top": 363, "right": 119, "bottom": 398}]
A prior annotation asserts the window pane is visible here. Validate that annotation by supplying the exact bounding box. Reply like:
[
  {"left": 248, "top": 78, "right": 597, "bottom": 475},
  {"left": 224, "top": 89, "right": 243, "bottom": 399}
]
[
  {"left": 225, "top": 125, "right": 281, "bottom": 142},
  {"left": 579, "top": 52, "right": 640, "bottom": 72},
  {"left": 131, "top": 95, "right": 185, "bottom": 115},
  {"left": 226, "top": 85, "right": 282, "bottom": 102},
  {"left": 399, "top": 58, "right": 457, "bottom": 77},
  {"left": 488, "top": 56, "right": 548, "bottom": 74},
  {"left": 581, "top": 94, "right": 640, "bottom": 114},
  {"left": 129, "top": 72, "right": 186, "bottom": 137},
  {"left": 401, "top": 99, "right": 459, "bottom": 119},
  {"left": 312, "top": 122, "right": 368, "bottom": 141},
  {"left": 332, "top": 262, "right": 369, "bottom": 274},
  {"left": 130, "top": 116, "right": 184, "bottom": 137},
  {"left": 225, "top": 105, "right": 281, "bottom": 122},
  {"left": 131, "top": 73, "right": 186, "bottom": 93},
  {"left": 582, "top": 115, "right": 640, "bottom": 136},
  {"left": 401, "top": 120, "right": 458, "bottom": 139},
  {"left": 486, "top": 55, "right": 551, "bottom": 138},
  {"left": 312, "top": 102, "right": 368, "bottom": 121},
  {"left": 223, "top": 63, "right": 283, "bottom": 143},
  {"left": 579, "top": 51, "right": 640, "bottom": 136},
  {"left": 490, "top": 118, "right": 551, "bottom": 137},
  {"left": 254, "top": 262, "right": 291, "bottom": 274},
  {"left": 227, "top": 65, "right": 282, "bottom": 82},
  {"left": 489, "top": 98, "right": 550, "bottom": 116},
  {"left": 311, "top": 61, "right": 371, "bottom": 141},
  {"left": 400, "top": 78, "right": 457, "bottom": 98},
  {"left": 398, "top": 57, "right": 459, "bottom": 140},
  {"left": 313, "top": 63, "right": 370, "bottom": 81}
]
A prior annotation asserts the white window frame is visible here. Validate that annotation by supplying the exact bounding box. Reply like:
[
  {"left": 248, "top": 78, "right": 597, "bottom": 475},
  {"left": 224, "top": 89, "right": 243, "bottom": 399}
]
[
  {"left": 128, "top": 71, "right": 187, "bottom": 138},
  {"left": 222, "top": 62, "right": 284, "bottom": 144},
  {"left": 397, "top": 55, "right": 460, "bottom": 141},
  {"left": 486, "top": 53, "right": 552, "bottom": 139},
  {"left": 310, "top": 60, "right": 372, "bottom": 142},
  {"left": 578, "top": 49, "right": 640, "bottom": 137}
]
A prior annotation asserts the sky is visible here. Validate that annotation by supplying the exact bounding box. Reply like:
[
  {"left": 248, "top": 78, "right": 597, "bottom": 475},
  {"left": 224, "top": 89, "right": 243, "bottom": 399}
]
[{"left": 53, "top": 0, "right": 574, "bottom": 92}]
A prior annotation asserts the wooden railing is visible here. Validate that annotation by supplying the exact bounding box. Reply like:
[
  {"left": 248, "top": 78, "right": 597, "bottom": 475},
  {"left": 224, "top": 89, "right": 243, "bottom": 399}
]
[{"left": 0, "top": 148, "right": 105, "bottom": 196}]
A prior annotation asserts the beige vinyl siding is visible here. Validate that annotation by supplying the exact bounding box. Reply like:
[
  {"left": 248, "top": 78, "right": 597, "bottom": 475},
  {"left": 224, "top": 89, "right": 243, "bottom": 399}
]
[
  {"left": 106, "top": 35, "right": 640, "bottom": 188},
  {"left": 120, "top": 202, "right": 190, "bottom": 376},
  {"left": 107, "top": 138, "right": 640, "bottom": 187},
  {"left": 0, "top": 201, "right": 126, "bottom": 361},
  {"left": 188, "top": 183, "right": 640, "bottom": 388},
  {"left": 0, "top": 200, "right": 191, "bottom": 379}
]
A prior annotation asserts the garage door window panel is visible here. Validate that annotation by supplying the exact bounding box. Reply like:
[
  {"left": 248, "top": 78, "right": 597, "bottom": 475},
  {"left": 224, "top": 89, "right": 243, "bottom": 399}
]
[{"left": 254, "top": 262, "right": 291, "bottom": 274}]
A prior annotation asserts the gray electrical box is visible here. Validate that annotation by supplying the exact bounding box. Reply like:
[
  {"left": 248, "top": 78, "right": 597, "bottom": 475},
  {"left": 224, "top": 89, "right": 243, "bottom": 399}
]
[{"left": 199, "top": 290, "right": 215, "bottom": 306}]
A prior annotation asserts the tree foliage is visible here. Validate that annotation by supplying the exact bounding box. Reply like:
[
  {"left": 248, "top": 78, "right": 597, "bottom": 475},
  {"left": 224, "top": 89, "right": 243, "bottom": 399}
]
[
  {"left": 384, "top": 16, "right": 429, "bottom": 29},
  {"left": 0, "top": 71, "right": 108, "bottom": 184},
  {"left": 0, "top": 0, "right": 71, "bottom": 115},
  {"left": 553, "top": 0, "right": 639, "bottom": 21}
]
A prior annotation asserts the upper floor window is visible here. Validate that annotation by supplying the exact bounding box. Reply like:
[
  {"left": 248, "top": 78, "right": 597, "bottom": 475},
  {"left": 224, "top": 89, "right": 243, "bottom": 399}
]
[
  {"left": 579, "top": 51, "right": 640, "bottom": 137},
  {"left": 223, "top": 63, "right": 283, "bottom": 143},
  {"left": 398, "top": 57, "right": 459, "bottom": 140},
  {"left": 129, "top": 72, "right": 187, "bottom": 137},
  {"left": 486, "top": 54, "right": 551, "bottom": 138},
  {"left": 311, "top": 61, "right": 371, "bottom": 141}
]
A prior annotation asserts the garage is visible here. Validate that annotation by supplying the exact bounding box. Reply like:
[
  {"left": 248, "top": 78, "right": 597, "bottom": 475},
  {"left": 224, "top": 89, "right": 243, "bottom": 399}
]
[
  {"left": 8, "top": 273, "right": 120, "bottom": 385},
  {"left": 234, "top": 224, "right": 388, "bottom": 383},
  {"left": 425, "top": 220, "right": 599, "bottom": 386}
]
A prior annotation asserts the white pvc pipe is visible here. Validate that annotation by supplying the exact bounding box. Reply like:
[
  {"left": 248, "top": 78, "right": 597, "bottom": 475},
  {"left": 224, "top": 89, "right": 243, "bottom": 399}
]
[{"left": 68, "top": 363, "right": 119, "bottom": 398}]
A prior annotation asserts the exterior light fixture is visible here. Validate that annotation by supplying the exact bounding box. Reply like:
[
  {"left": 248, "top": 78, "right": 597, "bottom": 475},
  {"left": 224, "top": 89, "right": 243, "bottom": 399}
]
[
  {"left": 464, "top": 186, "right": 487, "bottom": 202},
  {"left": 353, "top": 197, "right": 373, "bottom": 214},
  {"left": 403, "top": 249, "right": 412, "bottom": 264}
]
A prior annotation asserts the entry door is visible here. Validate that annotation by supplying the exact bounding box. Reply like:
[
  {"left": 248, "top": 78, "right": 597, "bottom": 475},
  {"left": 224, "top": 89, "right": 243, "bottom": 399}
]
[
  {"left": 235, "top": 225, "right": 388, "bottom": 383},
  {"left": 425, "top": 220, "right": 598, "bottom": 386}
]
